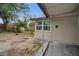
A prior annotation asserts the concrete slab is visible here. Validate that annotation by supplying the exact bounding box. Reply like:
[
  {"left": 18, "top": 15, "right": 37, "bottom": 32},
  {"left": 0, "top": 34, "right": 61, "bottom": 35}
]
[{"left": 44, "top": 42, "right": 79, "bottom": 56}]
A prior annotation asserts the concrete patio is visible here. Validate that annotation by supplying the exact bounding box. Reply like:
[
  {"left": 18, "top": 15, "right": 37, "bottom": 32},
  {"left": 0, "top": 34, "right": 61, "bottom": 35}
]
[{"left": 44, "top": 42, "right": 79, "bottom": 56}]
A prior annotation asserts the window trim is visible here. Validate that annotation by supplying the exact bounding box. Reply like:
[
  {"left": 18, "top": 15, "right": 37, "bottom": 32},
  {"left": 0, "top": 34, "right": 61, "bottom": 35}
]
[
  {"left": 35, "top": 20, "right": 51, "bottom": 32},
  {"left": 35, "top": 21, "right": 43, "bottom": 31}
]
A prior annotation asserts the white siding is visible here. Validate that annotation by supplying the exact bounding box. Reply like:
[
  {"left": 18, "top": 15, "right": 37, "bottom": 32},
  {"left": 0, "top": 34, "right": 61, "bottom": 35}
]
[
  {"left": 34, "top": 16, "right": 79, "bottom": 46},
  {"left": 52, "top": 16, "right": 78, "bottom": 45}
]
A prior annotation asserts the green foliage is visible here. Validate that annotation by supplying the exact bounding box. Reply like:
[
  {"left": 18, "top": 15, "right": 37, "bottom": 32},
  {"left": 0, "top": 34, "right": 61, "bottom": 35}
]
[
  {"left": 15, "top": 18, "right": 28, "bottom": 32},
  {"left": 29, "top": 22, "right": 35, "bottom": 27},
  {"left": 0, "top": 3, "right": 28, "bottom": 30},
  {"left": 28, "top": 22, "right": 35, "bottom": 36},
  {"left": 0, "top": 3, "right": 27, "bottom": 23},
  {"left": 16, "top": 20, "right": 26, "bottom": 28},
  {"left": 29, "top": 22, "right": 35, "bottom": 31}
]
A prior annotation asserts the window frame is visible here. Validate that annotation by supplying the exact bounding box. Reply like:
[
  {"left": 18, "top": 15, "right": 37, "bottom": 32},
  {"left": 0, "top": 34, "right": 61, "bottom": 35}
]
[
  {"left": 35, "top": 21, "right": 43, "bottom": 31},
  {"left": 43, "top": 20, "right": 51, "bottom": 31},
  {"left": 35, "top": 20, "right": 51, "bottom": 32}
]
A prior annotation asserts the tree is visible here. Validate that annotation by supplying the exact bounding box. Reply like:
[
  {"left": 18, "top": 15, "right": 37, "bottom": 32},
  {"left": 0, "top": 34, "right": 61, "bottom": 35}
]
[
  {"left": 29, "top": 22, "right": 35, "bottom": 34},
  {"left": 15, "top": 18, "right": 28, "bottom": 32},
  {"left": 0, "top": 3, "right": 28, "bottom": 30},
  {"left": 23, "top": 17, "right": 28, "bottom": 30}
]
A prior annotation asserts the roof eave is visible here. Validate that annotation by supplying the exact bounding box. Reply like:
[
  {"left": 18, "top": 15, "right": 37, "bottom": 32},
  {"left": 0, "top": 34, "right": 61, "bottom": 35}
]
[{"left": 37, "top": 3, "right": 49, "bottom": 17}]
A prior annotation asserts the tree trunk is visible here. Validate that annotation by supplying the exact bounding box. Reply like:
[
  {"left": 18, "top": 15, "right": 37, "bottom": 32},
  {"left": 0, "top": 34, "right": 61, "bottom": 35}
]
[
  {"left": 2, "top": 19, "right": 8, "bottom": 31},
  {"left": 4, "top": 23, "right": 7, "bottom": 31}
]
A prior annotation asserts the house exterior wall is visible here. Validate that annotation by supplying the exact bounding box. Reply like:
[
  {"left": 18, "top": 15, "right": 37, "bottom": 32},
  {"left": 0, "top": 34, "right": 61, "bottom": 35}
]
[
  {"left": 0, "top": 23, "right": 15, "bottom": 30},
  {"left": 52, "top": 16, "right": 78, "bottom": 45},
  {"left": 34, "top": 16, "right": 79, "bottom": 45},
  {"left": 34, "top": 31, "right": 52, "bottom": 40},
  {"left": 6, "top": 23, "right": 16, "bottom": 30},
  {"left": 76, "top": 17, "right": 79, "bottom": 45},
  {"left": 34, "top": 20, "right": 52, "bottom": 40}
]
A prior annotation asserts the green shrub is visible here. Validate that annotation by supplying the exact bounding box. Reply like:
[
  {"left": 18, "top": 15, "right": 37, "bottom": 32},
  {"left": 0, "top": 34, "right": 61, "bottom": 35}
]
[{"left": 15, "top": 19, "right": 27, "bottom": 33}]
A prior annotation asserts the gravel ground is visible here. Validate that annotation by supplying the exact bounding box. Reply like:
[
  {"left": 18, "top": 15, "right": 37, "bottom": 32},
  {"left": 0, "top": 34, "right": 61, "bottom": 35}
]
[{"left": 0, "top": 32, "right": 44, "bottom": 56}]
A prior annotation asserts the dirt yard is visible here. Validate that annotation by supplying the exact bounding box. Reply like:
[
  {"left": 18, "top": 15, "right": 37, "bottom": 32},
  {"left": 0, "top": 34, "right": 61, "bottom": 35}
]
[{"left": 0, "top": 32, "right": 44, "bottom": 56}]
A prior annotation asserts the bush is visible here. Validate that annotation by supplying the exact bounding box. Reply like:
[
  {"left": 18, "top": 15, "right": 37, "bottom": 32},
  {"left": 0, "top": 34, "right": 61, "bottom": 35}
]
[{"left": 15, "top": 20, "right": 27, "bottom": 33}]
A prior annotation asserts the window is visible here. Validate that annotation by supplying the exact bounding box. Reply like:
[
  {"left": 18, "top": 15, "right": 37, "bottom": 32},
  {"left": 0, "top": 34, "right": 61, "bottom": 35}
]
[
  {"left": 36, "top": 26, "right": 42, "bottom": 30},
  {"left": 43, "top": 21, "right": 50, "bottom": 31},
  {"left": 35, "top": 21, "right": 51, "bottom": 31},
  {"left": 36, "top": 22, "right": 42, "bottom": 30},
  {"left": 36, "top": 22, "right": 42, "bottom": 25}
]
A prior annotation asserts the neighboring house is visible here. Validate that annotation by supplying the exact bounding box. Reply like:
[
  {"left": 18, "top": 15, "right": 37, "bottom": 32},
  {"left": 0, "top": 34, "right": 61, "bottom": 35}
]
[
  {"left": 0, "top": 23, "right": 16, "bottom": 31},
  {"left": 31, "top": 3, "right": 79, "bottom": 46},
  {"left": 6, "top": 23, "right": 16, "bottom": 31},
  {"left": 0, "top": 24, "right": 5, "bottom": 30}
]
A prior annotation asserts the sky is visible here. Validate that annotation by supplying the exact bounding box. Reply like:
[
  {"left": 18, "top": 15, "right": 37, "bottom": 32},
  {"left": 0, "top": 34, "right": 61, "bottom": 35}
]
[
  {"left": 0, "top": 3, "right": 44, "bottom": 23},
  {"left": 28, "top": 3, "right": 44, "bottom": 18}
]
